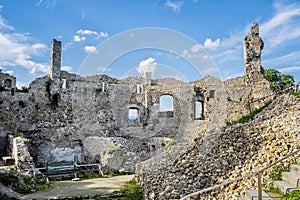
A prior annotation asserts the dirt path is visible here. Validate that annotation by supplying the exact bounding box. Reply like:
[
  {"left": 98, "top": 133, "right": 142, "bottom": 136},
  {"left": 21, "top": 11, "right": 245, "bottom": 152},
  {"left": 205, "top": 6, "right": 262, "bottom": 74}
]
[{"left": 22, "top": 175, "right": 135, "bottom": 200}]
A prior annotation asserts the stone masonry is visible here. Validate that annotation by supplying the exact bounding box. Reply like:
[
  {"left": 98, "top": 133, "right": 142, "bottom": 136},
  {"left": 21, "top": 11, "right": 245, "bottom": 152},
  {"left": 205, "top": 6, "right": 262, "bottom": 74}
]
[{"left": 0, "top": 22, "right": 272, "bottom": 176}]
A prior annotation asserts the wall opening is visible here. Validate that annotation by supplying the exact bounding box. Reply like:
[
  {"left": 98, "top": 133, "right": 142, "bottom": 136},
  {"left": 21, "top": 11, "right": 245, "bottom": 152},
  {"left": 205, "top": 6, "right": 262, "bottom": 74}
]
[
  {"left": 51, "top": 93, "right": 59, "bottom": 109},
  {"left": 159, "top": 94, "right": 174, "bottom": 112},
  {"left": 194, "top": 101, "right": 204, "bottom": 120},
  {"left": 62, "top": 79, "right": 67, "bottom": 89},
  {"left": 136, "top": 83, "right": 141, "bottom": 94},
  {"left": 209, "top": 90, "right": 215, "bottom": 98},
  {"left": 4, "top": 79, "right": 12, "bottom": 88},
  {"left": 128, "top": 107, "right": 139, "bottom": 122}
]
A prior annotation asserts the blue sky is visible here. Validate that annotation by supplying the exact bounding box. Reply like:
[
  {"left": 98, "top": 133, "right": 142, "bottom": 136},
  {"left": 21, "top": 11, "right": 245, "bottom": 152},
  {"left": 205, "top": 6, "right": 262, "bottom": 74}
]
[{"left": 1, "top": 0, "right": 300, "bottom": 87}]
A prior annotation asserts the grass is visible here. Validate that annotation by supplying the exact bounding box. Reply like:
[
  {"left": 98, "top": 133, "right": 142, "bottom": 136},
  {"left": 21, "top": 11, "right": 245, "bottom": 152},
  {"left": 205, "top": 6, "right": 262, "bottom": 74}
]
[
  {"left": 106, "top": 145, "right": 121, "bottom": 152},
  {"left": 164, "top": 139, "right": 176, "bottom": 150},
  {"left": 225, "top": 100, "right": 272, "bottom": 127},
  {"left": 269, "top": 164, "right": 290, "bottom": 181},
  {"left": 264, "top": 184, "right": 283, "bottom": 195},
  {"left": 289, "top": 91, "right": 300, "bottom": 100},
  {"left": 109, "top": 178, "right": 144, "bottom": 200}
]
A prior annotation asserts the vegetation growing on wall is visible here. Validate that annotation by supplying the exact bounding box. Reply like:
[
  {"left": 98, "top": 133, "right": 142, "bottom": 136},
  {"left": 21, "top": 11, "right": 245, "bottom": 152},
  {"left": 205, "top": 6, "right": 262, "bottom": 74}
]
[
  {"left": 225, "top": 100, "right": 272, "bottom": 127},
  {"left": 106, "top": 145, "right": 121, "bottom": 152}
]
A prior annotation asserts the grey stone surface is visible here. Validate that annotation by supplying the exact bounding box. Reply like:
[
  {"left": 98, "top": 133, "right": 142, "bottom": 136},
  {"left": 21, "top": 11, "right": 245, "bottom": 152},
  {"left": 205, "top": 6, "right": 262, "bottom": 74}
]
[{"left": 0, "top": 22, "right": 285, "bottom": 199}]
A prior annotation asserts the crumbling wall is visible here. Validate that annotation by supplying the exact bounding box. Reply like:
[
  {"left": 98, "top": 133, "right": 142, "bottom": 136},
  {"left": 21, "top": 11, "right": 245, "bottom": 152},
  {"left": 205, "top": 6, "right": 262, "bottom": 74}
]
[
  {"left": 0, "top": 72, "right": 16, "bottom": 90},
  {"left": 0, "top": 22, "right": 274, "bottom": 174}
]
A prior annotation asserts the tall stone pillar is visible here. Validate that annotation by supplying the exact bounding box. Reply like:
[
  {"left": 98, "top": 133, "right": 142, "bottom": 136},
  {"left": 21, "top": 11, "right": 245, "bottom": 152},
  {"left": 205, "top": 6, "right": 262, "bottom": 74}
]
[
  {"left": 244, "top": 22, "right": 272, "bottom": 108},
  {"left": 244, "top": 22, "right": 264, "bottom": 85},
  {"left": 50, "top": 39, "right": 61, "bottom": 81},
  {"left": 49, "top": 39, "right": 62, "bottom": 108}
]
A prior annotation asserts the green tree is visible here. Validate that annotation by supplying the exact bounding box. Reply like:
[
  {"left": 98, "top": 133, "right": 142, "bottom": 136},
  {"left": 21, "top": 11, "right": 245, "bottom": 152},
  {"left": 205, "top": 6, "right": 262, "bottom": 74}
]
[{"left": 264, "top": 69, "right": 294, "bottom": 91}]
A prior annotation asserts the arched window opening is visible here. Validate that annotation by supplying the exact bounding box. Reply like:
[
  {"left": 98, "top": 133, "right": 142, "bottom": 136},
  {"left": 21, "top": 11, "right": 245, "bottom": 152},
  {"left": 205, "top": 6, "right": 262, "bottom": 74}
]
[
  {"left": 159, "top": 95, "right": 174, "bottom": 112},
  {"left": 194, "top": 101, "right": 204, "bottom": 120},
  {"left": 128, "top": 108, "right": 139, "bottom": 122},
  {"left": 4, "top": 79, "right": 12, "bottom": 88}
]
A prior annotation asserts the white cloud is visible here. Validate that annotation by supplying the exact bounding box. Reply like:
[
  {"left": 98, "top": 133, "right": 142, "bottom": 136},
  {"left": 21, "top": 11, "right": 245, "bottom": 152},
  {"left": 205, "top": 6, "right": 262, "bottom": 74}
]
[
  {"left": 0, "top": 5, "right": 3, "bottom": 11},
  {"left": 260, "top": 0, "right": 300, "bottom": 47},
  {"left": 0, "top": 16, "right": 14, "bottom": 30},
  {"left": 98, "top": 31, "right": 109, "bottom": 38},
  {"left": 61, "top": 65, "right": 72, "bottom": 72},
  {"left": 76, "top": 29, "right": 109, "bottom": 38},
  {"left": 136, "top": 57, "right": 158, "bottom": 75},
  {"left": 4, "top": 70, "right": 13, "bottom": 75},
  {"left": 165, "top": 0, "right": 184, "bottom": 13},
  {"left": 203, "top": 38, "right": 221, "bottom": 50},
  {"left": 278, "top": 66, "right": 300, "bottom": 73},
  {"left": 191, "top": 44, "right": 201, "bottom": 53},
  {"left": 84, "top": 45, "right": 98, "bottom": 54},
  {"left": 97, "top": 66, "right": 110, "bottom": 73},
  {"left": 0, "top": 19, "right": 49, "bottom": 75},
  {"left": 73, "top": 35, "right": 86, "bottom": 42},
  {"left": 16, "top": 80, "right": 28, "bottom": 88}
]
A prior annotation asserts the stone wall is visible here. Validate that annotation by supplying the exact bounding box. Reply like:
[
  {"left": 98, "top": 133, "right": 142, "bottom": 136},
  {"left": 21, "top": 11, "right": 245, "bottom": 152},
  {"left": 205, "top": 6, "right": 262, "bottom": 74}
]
[
  {"left": 0, "top": 22, "right": 274, "bottom": 176},
  {"left": 0, "top": 72, "right": 16, "bottom": 90},
  {"left": 136, "top": 94, "right": 300, "bottom": 199}
]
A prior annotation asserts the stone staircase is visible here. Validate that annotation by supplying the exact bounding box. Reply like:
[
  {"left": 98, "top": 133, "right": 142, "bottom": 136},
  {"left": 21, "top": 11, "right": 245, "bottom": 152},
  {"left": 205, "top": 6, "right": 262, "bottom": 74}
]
[
  {"left": 274, "top": 164, "right": 300, "bottom": 194},
  {"left": 237, "top": 164, "right": 300, "bottom": 200}
]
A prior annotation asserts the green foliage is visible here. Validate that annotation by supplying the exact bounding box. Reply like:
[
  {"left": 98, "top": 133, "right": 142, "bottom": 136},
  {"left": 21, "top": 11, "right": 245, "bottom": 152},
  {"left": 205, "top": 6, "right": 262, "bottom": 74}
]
[
  {"left": 264, "top": 69, "right": 295, "bottom": 91},
  {"left": 13, "top": 132, "right": 23, "bottom": 138},
  {"left": 110, "top": 179, "right": 144, "bottom": 200},
  {"left": 0, "top": 172, "right": 51, "bottom": 194},
  {"left": 82, "top": 172, "right": 103, "bottom": 179},
  {"left": 0, "top": 193, "right": 18, "bottom": 200},
  {"left": 289, "top": 91, "right": 300, "bottom": 100},
  {"left": 226, "top": 100, "right": 272, "bottom": 127},
  {"left": 264, "top": 184, "right": 283, "bottom": 195},
  {"left": 17, "top": 86, "right": 29, "bottom": 93},
  {"left": 164, "top": 139, "right": 176, "bottom": 150},
  {"left": 269, "top": 164, "right": 290, "bottom": 181},
  {"left": 106, "top": 145, "right": 121, "bottom": 152},
  {"left": 96, "top": 87, "right": 103, "bottom": 93},
  {"left": 282, "top": 189, "right": 300, "bottom": 200}
]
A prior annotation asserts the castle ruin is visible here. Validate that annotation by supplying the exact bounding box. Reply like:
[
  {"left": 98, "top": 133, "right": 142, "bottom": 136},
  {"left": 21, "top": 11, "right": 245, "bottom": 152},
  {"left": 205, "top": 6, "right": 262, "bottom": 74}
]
[{"left": 0, "top": 22, "right": 272, "bottom": 173}]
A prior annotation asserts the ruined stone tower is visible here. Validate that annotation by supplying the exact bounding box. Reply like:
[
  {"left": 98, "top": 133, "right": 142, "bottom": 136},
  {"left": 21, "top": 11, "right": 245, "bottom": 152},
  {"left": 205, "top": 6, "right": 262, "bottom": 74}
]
[
  {"left": 50, "top": 39, "right": 61, "bottom": 81},
  {"left": 244, "top": 22, "right": 264, "bottom": 85},
  {"left": 49, "top": 39, "right": 62, "bottom": 108}
]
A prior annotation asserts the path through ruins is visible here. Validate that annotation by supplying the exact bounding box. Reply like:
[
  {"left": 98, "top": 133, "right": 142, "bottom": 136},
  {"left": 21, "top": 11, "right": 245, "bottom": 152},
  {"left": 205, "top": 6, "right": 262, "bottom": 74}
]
[{"left": 22, "top": 175, "right": 134, "bottom": 199}]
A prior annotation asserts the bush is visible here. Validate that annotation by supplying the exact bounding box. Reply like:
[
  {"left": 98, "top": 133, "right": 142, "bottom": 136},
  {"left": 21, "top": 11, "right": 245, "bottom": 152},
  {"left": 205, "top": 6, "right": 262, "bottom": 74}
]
[
  {"left": 0, "top": 172, "right": 51, "bottom": 194},
  {"left": 17, "top": 86, "right": 29, "bottom": 93},
  {"left": 282, "top": 189, "right": 300, "bottom": 200}
]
